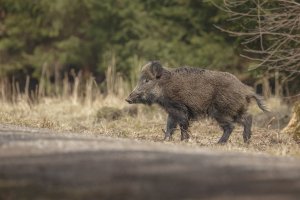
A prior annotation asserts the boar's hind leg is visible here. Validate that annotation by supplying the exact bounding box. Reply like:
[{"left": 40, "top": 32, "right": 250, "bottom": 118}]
[
  {"left": 218, "top": 122, "right": 234, "bottom": 144},
  {"left": 215, "top": 116, "right": 234, "bottom": 144},
  {"left": 238, "top": 113, "right": 253, "bottom": 143},
  {"left": 179, "top": 120, "right": 190, "bottom": 141},
  {"left": 164, "top": 115, "right": 178, "bottom": 140}
]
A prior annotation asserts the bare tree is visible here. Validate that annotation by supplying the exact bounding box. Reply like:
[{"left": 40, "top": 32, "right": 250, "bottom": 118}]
[
  {"left": 215, "top": 0, "right": 300, "bottom": 97},
  {"left": 217, "top": 0, "right": 300, "bottom": 72}
]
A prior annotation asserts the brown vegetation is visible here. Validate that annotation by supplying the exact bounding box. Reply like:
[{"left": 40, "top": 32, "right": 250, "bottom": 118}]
[{"left": 0, "top": 74, "right": 299, "bottom": 158}]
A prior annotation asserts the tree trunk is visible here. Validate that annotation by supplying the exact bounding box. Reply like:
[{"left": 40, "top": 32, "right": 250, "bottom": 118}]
[
  {"left": 282, "top": 101, "right": 300, "bottom": 141},
  {"left": 54, "top": 62, "right": 60, "bottom": 96},
  {"left": 262, "top": 71, "right": 271, "bottom": 99},
  {"left": 274, "top": 70, "right": 282, "bottom": 97}
]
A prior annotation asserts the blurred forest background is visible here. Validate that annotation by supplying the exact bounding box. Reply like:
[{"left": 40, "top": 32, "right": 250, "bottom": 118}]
[
  {"left": 1, "top": 0, "right": 299, "bottom": 97},
  {"left": 0, "top": 0, "right": 299, "bottom": 138},
  {"left": 0, "top": 0, "right": 241, "bottom": 97}
]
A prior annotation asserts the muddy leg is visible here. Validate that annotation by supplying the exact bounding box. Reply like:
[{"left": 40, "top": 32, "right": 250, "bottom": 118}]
[
  {"left": 240, "top": 113, "right": 253, "bottom": 143},
  {"left": 214, "top": 113, "right": 235, "bottom": 144},
  {"left": 217, "top": 122, "right": 234, "bottom": 143},
  {"left": 166, "top": 108, "right": 190, "bottom": 141},
  {"left": 179, "top": 120, "right": 190, "bottom": 141},
  {"left": 164, "top": 115, "right": 178, "bottom": 141}
]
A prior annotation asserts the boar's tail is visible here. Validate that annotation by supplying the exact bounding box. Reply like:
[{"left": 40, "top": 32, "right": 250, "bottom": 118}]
[{"left": 250, "top": 94, "right": 270, "bottom": 113}]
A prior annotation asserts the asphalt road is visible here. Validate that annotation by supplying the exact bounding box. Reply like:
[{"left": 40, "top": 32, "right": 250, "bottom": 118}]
[{"left": 0, "top": 124, "right": 300, "bottom": 200}]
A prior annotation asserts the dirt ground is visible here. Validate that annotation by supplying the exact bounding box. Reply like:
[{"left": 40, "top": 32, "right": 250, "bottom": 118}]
[{"left": 0, "top": 124, "right": 300, "bottom": 200}]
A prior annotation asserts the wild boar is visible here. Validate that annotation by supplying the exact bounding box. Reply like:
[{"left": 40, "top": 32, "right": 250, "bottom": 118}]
[{"left": 125, "top": 61, "right": 268, "bottom": 143}]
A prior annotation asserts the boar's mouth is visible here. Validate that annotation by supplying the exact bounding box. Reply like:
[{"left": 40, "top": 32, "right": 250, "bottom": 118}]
[
  {"left": 126, "top": 93, "right": 154, "bottom": 105},
  {"left": 125, "top": 93, "right": 142, "bottom": 104},
  {"left": 125, "top": 98, "right": 134, "bottom": 104}
]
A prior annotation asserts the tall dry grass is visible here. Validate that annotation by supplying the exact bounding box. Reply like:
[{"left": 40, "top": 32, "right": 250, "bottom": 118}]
[
  {"left": 0, "top": 62, "right": 299, "bottom": 157},
  {"left": 0, "top": 59, "right": 131, "bottom": 131},
  {"left": 0, "top": 94, "right": 299, "bottom": 157}
]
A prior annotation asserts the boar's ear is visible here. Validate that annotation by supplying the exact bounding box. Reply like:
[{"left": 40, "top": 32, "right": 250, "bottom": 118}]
[{"left": 150, "top": 61, "right": 163, "bottom": 79}]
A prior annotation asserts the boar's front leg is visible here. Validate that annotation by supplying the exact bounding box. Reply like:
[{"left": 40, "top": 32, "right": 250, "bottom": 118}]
[
  {"left": 173, "top": 109, "right": 190, "bottom": 141},
  {"left": 164, "top": 107, "right": 190, "bottom": 141},
  {"left": 164, "top": 115, "right": 178, "bottom": 141}
]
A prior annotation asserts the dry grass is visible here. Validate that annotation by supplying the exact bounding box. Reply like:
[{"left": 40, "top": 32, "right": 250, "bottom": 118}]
[
  {"left": 0, "top": 95, "right": 299, "bottom": 158},
  {"left": 1, "top": 59, "right": 298, "bottom": 158}
]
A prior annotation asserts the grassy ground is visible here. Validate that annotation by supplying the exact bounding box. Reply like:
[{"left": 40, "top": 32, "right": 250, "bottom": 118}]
[{"left": 0, "top": 95, "right": 299, "bottom": 157}]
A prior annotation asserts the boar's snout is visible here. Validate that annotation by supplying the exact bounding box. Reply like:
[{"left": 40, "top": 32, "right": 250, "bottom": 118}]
[
  {"left": 125, "top": 91, "right": 141, "bottom": 104},
  {"left": 125, "top": 97, "right": 133, "bottom": 104}
]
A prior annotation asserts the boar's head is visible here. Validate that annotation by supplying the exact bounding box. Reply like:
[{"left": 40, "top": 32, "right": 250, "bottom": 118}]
[{"left": 126, "top": 61, "right": 166, "bottom": 105}]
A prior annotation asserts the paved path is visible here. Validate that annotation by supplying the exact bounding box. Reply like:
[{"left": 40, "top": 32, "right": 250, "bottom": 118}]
[{"left": 0, "top": 124, "right": 300, "bottom": 200}]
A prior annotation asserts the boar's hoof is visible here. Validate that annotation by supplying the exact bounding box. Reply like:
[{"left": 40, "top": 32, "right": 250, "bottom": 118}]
[
  {"left": 243, "top": 138, "right": 251, "bottom": 144},
  {"left": 181, "top": 133, "right": 190, "bottom": 141},
  {"left": 217, "top": 139, "right": 228, "bottom": 144},
  {"left": 162, "top": 129, "right": 171, "bottom": 141},
  {"left": 164, "top": 136, "right": 171, "bottom": 141}
]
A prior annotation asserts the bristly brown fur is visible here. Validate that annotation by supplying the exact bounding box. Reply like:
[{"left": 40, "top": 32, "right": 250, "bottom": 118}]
[{"left": 173, "top": 67, "right": 205, "bottom": 74}]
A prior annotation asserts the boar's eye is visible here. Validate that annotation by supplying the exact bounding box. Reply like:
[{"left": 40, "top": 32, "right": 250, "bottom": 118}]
[{"left": 143, "top": 79, "right": 149, "bottom": 84}]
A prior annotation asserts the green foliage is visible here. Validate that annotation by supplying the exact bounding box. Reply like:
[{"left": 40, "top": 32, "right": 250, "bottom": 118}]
[{"left": 0, "top": 0, "right": 242, "bottom": 79}]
